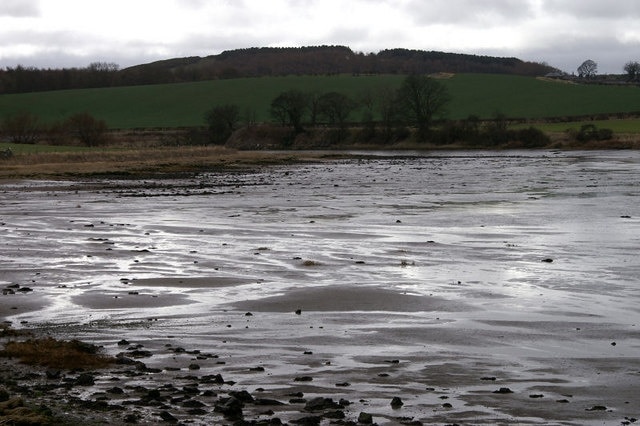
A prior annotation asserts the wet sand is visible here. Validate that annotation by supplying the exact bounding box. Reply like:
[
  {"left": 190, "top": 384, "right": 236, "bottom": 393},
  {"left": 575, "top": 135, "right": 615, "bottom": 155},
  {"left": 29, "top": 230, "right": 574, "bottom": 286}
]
[{"left": 1, "top": 150, "right": 639, "bottom": 425}]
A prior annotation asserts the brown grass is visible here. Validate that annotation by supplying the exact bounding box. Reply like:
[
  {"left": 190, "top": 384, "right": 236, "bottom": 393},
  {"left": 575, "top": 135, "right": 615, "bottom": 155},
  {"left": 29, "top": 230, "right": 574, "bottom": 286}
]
[
  {"left": 0, "top": 146, "right": 330, "bottom": 179},
  {"left": 1, "top": 338, "right": 114, "bottom": 369}
]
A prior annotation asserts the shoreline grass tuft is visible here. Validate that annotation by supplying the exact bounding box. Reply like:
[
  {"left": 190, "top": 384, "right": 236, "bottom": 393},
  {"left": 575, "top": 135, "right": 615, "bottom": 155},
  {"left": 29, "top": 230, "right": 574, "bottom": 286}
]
[{"left": 1, "top": 337, "right": 114, "bottom": 369}]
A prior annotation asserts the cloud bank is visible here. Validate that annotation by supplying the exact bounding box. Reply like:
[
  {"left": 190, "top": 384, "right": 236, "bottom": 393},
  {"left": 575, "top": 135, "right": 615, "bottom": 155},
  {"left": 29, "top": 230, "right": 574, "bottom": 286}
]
[{"left": 0, "top": 0, "right": 639, "bottom": 74}]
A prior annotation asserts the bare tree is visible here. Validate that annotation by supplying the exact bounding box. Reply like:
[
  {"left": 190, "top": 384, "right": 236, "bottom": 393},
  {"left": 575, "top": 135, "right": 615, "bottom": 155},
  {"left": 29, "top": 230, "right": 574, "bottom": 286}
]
[
  {"left": 577, "top": 59, "right": 598, "bottom": 78},
  {"left": 204, "top": 104, "right": 240, "bottom": 145},
  {"left": 317, "top": 92, "right": 357, "bottom": 128},
  {"left": 270, "top": 90, "right": 309, "bottom": 133},
  {"left": 396, "top": 74, "right": 450, "bottom": 142},
  {"left": 624, "top": 61, "right": 640, "bottom": 82}
]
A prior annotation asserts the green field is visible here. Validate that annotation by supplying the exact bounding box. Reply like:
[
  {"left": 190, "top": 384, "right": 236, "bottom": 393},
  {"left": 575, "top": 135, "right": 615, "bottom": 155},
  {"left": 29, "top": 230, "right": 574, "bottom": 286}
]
[{"left": 1, "top": 74, "right": 640, "bottom": 129}]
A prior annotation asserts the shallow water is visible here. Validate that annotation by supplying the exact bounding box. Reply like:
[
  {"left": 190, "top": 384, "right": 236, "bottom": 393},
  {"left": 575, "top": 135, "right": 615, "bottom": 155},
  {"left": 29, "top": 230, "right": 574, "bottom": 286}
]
[{"left": 1, "top": 150, "right": 639, "bottom": 424}]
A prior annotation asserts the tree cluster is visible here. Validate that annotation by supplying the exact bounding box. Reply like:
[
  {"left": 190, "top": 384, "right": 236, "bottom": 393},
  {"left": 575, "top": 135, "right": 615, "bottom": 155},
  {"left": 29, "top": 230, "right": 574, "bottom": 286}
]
[
  {"left": 262, "top": 75, "right": 450, "bottom": 145},
  {"left": 1, "top": 112, "right": 108, "bottom": 146},
  {"left": 0, "top": 62, "right": 119, "bottom": 94}
]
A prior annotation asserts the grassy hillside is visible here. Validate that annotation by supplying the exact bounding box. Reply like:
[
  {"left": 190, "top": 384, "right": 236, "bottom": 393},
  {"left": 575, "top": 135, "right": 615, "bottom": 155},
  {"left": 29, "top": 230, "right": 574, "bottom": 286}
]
[{"left": 1, "top": 74, "right": 640, "bottom": 129}]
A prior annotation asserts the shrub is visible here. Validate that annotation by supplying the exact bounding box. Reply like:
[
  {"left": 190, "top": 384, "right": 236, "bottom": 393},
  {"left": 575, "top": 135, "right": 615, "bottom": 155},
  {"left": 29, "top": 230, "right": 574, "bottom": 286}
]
[
  {"left": 204, "top": 104, "right": 240, "bottom": 145},
  {"left": 513, "top": 126, "right": 550, "bottom": 148},
  {"left": 576, "top": 124, "right": 614, "bottom": 142},
  {"left": 65, "top": 112, "right": 109, "bottom": 146},
  {"left": 1, "top": 112, "right": 41, "bottom": 144}
]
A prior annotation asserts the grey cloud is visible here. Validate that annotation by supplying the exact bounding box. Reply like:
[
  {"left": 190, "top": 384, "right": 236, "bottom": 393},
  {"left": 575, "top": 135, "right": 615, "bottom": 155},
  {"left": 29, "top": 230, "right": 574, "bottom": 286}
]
[
  {"left": 0, "top": 0, "right": 40, "bottom": 17},
  {"left": 543, "top": 0, "right": 640, "bottom": 19},
  {"left": 485, "top": 32, "right": 637, "bottom": 74},
  {"left": 405, "top": 0, "right": 535, "bottom": 26}
]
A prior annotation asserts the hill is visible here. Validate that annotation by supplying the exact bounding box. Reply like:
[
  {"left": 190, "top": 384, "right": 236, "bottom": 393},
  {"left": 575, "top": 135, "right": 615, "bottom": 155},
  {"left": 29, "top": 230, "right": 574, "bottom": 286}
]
[
  {"left": 118, "top": 46, "right": 555, "bottom": 85},
  {"left": 0, "top": 46, "right": 555, "bottom": 94},
  {"left": 2, "top": 74, "right": 640, "bottom": 130}
]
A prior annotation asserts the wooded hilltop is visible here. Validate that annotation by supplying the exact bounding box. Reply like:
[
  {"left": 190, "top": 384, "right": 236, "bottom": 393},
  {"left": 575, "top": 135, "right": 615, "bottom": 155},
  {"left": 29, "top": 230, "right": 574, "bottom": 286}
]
[{"left": 0, "top": 45, "right": 555, "bottom": 94}]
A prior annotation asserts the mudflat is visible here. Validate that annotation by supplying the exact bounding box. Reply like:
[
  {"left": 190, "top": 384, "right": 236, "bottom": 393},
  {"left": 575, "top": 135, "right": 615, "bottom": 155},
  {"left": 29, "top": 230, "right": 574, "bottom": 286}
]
[{"left": 1, "top": 150, "right": 639, "bottom": 425}]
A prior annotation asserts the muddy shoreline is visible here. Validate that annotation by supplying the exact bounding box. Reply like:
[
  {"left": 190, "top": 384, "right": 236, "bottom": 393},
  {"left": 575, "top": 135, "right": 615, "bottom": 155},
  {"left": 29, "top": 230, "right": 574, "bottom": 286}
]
[{"left": 2, "top": 151, "right": 639, "bottom": 425}]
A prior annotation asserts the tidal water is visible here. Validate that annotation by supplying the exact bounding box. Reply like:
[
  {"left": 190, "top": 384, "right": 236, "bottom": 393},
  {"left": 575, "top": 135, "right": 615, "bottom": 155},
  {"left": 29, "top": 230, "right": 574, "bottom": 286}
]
[{"left": 1, "top": 150, "right": 639, "bottom": 424}]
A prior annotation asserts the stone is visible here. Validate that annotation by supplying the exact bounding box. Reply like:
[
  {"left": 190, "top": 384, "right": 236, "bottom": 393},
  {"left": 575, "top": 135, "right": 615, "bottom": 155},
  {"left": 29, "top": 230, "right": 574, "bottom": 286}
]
[
  {"left": 358, "top": 412, "right": 373, "bottom": 424},
  {"left": 75, "top": 373, "right": 95, "bottom": 386},
  {"left": 158, "top": 410, "right": 178, "bottom": 423},
  {"left": 304, "top": 397, "right": 341, "bottom": 411},
  {"left": 214, "top": 397, "right": 244, "bottom": 419},
  {"left": 391, "top": 396, "right": 404, "bottom": 408}
]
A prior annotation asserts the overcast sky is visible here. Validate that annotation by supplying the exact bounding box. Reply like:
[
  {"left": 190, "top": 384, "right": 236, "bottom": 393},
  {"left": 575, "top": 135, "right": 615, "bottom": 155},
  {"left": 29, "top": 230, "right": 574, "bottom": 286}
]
[{"left": 1, "top": 0, "right": 639, "bottom": 74}]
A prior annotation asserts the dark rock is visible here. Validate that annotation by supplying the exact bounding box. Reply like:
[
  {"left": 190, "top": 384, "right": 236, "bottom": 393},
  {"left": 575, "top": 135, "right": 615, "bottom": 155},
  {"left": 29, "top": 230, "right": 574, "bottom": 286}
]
[
  {"left": 358, "top": 412, "right": 373, "bottom": 424},
  {"left": 391, "top": 396, "right": 404, "bottom": 408},
  {"left": 254, "top": 398, "right": 286, "bottom": 406},
  {"left": 117, "top": 339, "right": 130, "bottom": 346},
  {"left": 128, "top": 350, "right": 153, "bottom": 358},
  {"left": 214, "top": 396, "right": 244, "bottom": 419},
  {"left": 229, "top": 390, "right": 254, "bottom": 403},
  {"left": 586, "top": 405, "right": 608, "bottom": 411},
  {"left": 339, "top": 398, "right": 351, "bottom": 406},
  {"left": 187, "top": 408, "right": 207, "bottom": 415},
  {"left": 304, "top": 397, "right": 342, "bottom": 411},
  {"left": 16, "top": 287, "right": 33, "bottom": 293},
  {"left": 324, "top": 410, "right": 345, "bottom": 419},
  {"left": 123, "top": 413, "right": 139, "bottom": 423},
  {"left": 442, "top": 402, "right": 453, "bottom": 408},
  {"left": 529, "top": 394, "right": 544, "bottom": 398},
  {"left": 295, "top": 309, "right": 302, "bottom": 315},
  {"left": 335, "top": 382, "right": 350, "bottom": 387},
  {"left": 541, "top": 258, "right": 554, "bottom": 263},
  {"left": 107, "top": 386, "right": 125, "bottom": 394},
  {"left": 294, "top": 376, "right": 313, "bottom": 382},
  {"left": 115, "top": 354, "right": 137, "bottom": 365},
  {"left": 75, "top": 373, "right": 95, "bottom": 386},
  {"left": 250, "top": 366, "right": 265, "bottom": 372},
  {"left": 46, "top": 370, "right": 61, "bottom": 380},
  {"left": 493, "top": 387, "right": 514, "bottom": 394},
  {"left": 200, "top": 374, "right": 229, "bottom": 385},
  {"left": 183, "top": 399, "right": 205, "bottom": 408},
  {"left": 480, "top": 376, "right": 496, "bottom": 381},
  {"left": 182, "top": 386, "right": 199, "bottom": 395},
  {"left": 291, "top": 415, "right": 321, "bottom": 425},
  {"left": 188, "top": 363, "right": 200, "bottom": 370},
  {"left": 158, "top": 410, "right": 178, "bottom": 423},
  {"left": 145, "top": 389, "right": 163, "bottom": 401}
]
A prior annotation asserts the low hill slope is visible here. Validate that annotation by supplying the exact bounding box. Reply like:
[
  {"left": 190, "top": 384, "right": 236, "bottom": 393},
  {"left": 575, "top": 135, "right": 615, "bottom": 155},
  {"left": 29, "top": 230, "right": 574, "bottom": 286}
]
[{"left": 1, "top": 74, "right": 639, "bottom": 129}]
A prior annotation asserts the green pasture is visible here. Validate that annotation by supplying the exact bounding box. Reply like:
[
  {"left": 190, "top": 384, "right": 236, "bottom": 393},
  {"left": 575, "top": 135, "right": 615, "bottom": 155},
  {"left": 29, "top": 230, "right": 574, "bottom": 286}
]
[{"left": 1, "top": 74, "right": 640, "bottom": 129}]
